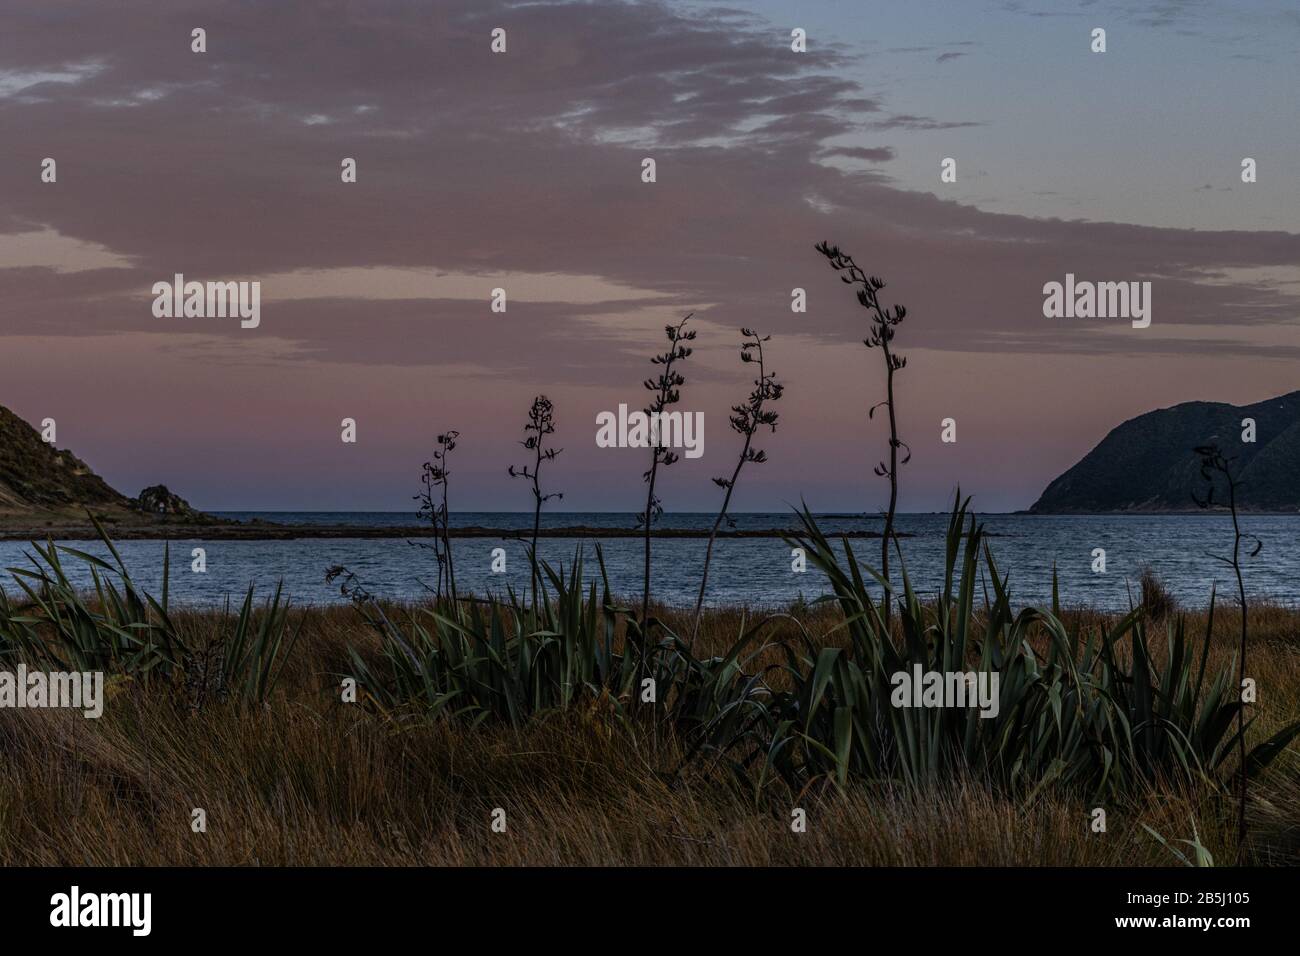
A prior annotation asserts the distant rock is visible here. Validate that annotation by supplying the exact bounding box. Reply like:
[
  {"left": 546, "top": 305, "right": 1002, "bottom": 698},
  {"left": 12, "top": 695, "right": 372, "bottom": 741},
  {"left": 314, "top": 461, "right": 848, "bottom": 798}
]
[
  {"left": 1030, "top": 391, "right": 1300, "bottom": 513},
  {"left": 0, "top": 403, "right": 213, "bottom": 524},
  {"left": 134, "top": 484, "right": 207, "bottom": 519}
]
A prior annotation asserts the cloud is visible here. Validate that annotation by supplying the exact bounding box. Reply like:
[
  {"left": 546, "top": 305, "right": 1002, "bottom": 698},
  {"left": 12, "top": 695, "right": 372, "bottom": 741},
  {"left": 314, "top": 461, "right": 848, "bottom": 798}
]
[
  {"left": 255, "top": 267, "right": 672, "bottom": 305},
  {"left": 0, "top": 227, "right": 134, "bottom": 272},
  {"left": 0, "top": 0, "right": 1293, "bottom": 371},
  {"left": 0, "top": 0, "right": 1297, "bottom": 512},
  {"left": 819, "top": 145, "right": 896, "bottom": 162},
  {"left": 0, "top": 0, "right": 1293, "bottom": 367},
  {"left": 0, "top": 59, "right": 105, "bottom": 98},
  {"left": 868, "top": 113, "right": 984, "bottom": 131}
]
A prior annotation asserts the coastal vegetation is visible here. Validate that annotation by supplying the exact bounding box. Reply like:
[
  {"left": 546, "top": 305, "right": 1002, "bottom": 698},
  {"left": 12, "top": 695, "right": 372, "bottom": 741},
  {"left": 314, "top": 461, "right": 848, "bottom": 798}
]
[
  {"left": 814, "top": 242, "right": 910, "bottom": 628},
  {"left": 691, "top": 327, "right": 782, "bottom": 647},
  {"left": 0, "top": 497, "right": 1296, "bottom": 866}
]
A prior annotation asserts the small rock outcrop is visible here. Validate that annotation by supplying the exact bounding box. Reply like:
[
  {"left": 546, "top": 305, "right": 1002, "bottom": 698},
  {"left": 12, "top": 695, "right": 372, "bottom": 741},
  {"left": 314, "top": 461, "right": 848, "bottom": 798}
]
[
  {"left": 134, "top": 484, "right": 204, "bottom": 518},
  {"left": 0, "top": 403, "right": 216, "bottom": 526}
]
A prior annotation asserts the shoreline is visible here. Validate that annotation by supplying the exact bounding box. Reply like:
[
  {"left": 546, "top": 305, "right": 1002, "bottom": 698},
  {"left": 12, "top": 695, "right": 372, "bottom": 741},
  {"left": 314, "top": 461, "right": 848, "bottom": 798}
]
[
  {"left": 0, "top": 522, "right": 909, "bottom": 542},
  {"left": 2, "top": 508, "right": 1294, "bottom": 543}
]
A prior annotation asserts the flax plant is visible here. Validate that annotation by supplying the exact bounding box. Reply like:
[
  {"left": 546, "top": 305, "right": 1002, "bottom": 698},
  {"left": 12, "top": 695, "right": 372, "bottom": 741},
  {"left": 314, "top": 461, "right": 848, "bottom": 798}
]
[
  {"left": 1193, "top": 443, "right": 1262, "bottom": 860},
  {"left": 414, "top": 430, "right": 460, "bottom": 604},
  {"left": 814, "top": 242, "right": 909, "bottom": 628},
  {"left": 508, "top": 395, "right": 563, "bottom": 611},
  {"left": 690, "top": 329, "right": 782, "bottom": 647},
  {"left": 636, "top": 315, "right": 695, "bottom": 670},
  {"left": 0, "top": 513, "right": 298, "bottom": 707}
]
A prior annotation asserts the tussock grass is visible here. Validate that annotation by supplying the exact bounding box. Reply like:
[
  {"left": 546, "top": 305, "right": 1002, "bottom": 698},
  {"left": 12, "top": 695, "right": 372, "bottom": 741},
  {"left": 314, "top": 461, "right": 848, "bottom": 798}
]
[
  {"left": 0, "top": 506, "right": 1296, "bottom": 866},
  {"left": 0, "top": 598, "right": 1296, "bottom": 865},
  {"left": 1, "top": 692, "right": 1294, "bottom": 865},
  {"left": 1138, "top": 565, "right": 1178, "bottom": 621}
]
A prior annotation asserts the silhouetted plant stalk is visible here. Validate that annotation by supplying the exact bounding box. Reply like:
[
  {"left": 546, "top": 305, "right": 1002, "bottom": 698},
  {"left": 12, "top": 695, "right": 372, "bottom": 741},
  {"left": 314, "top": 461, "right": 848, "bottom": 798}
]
[
  {"left": 637, "top": 314, "right": 695, "bottom": 674},
  {"left": 325, "top": 564, "right": 421, "bottom": 669},
  {"left": 415, "top": 430, "right": 459, "bottom": 605},
  {"left": 1193, "top": 443, "right": 1261, "bottom": 860},
  {"left": 509, "top": 395, "right": 563, "bottom": 610},
  {"left": 815, "top": 241, "right": 909, "bottom": 628},
  {"left": 690, "top": 328, "right": 783, "bottom": 647}
]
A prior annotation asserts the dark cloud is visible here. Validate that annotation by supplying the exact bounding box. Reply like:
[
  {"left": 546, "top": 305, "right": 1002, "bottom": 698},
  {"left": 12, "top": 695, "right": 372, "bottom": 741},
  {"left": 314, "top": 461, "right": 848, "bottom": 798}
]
[
  {"left": 998, "top": 2, "right": 1089, "bottom": 18},
  {"left": 820, "top": 145, "right": 895, "bottom": 162},
  {"left": 0, "top": 0, "right": 1296, "bottom": 372},
  {"left": 867, "top": 113, "right": 984, "bottom": 131}
]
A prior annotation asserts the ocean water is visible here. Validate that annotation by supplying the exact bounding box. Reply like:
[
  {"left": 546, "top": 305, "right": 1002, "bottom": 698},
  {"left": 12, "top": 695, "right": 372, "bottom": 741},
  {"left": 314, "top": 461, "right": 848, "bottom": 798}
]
[{"left": 0, "top": 512, "right": 1296, "bottom": 612}]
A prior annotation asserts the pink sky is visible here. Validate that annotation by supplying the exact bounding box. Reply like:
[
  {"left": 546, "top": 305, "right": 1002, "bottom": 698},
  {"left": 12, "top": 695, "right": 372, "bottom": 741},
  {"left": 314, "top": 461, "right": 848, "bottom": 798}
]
[{"left": 2, "top": 1, "right": 1297, "bottom": 512}]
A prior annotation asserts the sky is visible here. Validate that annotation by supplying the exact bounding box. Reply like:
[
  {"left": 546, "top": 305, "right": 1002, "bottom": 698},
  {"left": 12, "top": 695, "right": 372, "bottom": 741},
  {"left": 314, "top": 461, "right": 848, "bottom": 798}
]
[{"left": 1, "top": 0, "right": 1297, "bottom": 513}]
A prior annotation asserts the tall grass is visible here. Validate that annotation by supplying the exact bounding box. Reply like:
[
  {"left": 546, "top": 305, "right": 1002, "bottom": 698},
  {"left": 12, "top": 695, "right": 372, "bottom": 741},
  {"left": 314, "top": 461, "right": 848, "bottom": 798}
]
[
  {"left": 328, "top": 492, "right": 1300, "bottom": 808},
  {"left": 330, "top": 547, "right": 771, "bottom": 740},
  {"left": 2, "top": 503, "right": 1296, "bottom": 817},
  {"left": 747, "top": 492, "right": 1300, "bottom": 800},
  {"left": 0, "top": 509, "right": 1297, "bottom": 865},
  {"left": 0, "top": 515, "right": 299, "bottom": 707}
]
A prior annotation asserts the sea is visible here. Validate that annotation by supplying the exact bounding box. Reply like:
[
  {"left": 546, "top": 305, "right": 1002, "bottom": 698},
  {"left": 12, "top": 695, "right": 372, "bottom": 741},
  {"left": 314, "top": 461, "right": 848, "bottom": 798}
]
[{"left": 0, "top": 511, "right": 1296, "bottom": 612}]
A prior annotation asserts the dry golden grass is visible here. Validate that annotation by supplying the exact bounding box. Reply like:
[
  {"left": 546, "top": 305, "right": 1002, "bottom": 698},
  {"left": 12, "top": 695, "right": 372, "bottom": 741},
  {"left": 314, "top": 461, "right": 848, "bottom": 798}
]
[{"left": 0, "top": 601, "right": 1296, "bottom": 866}]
